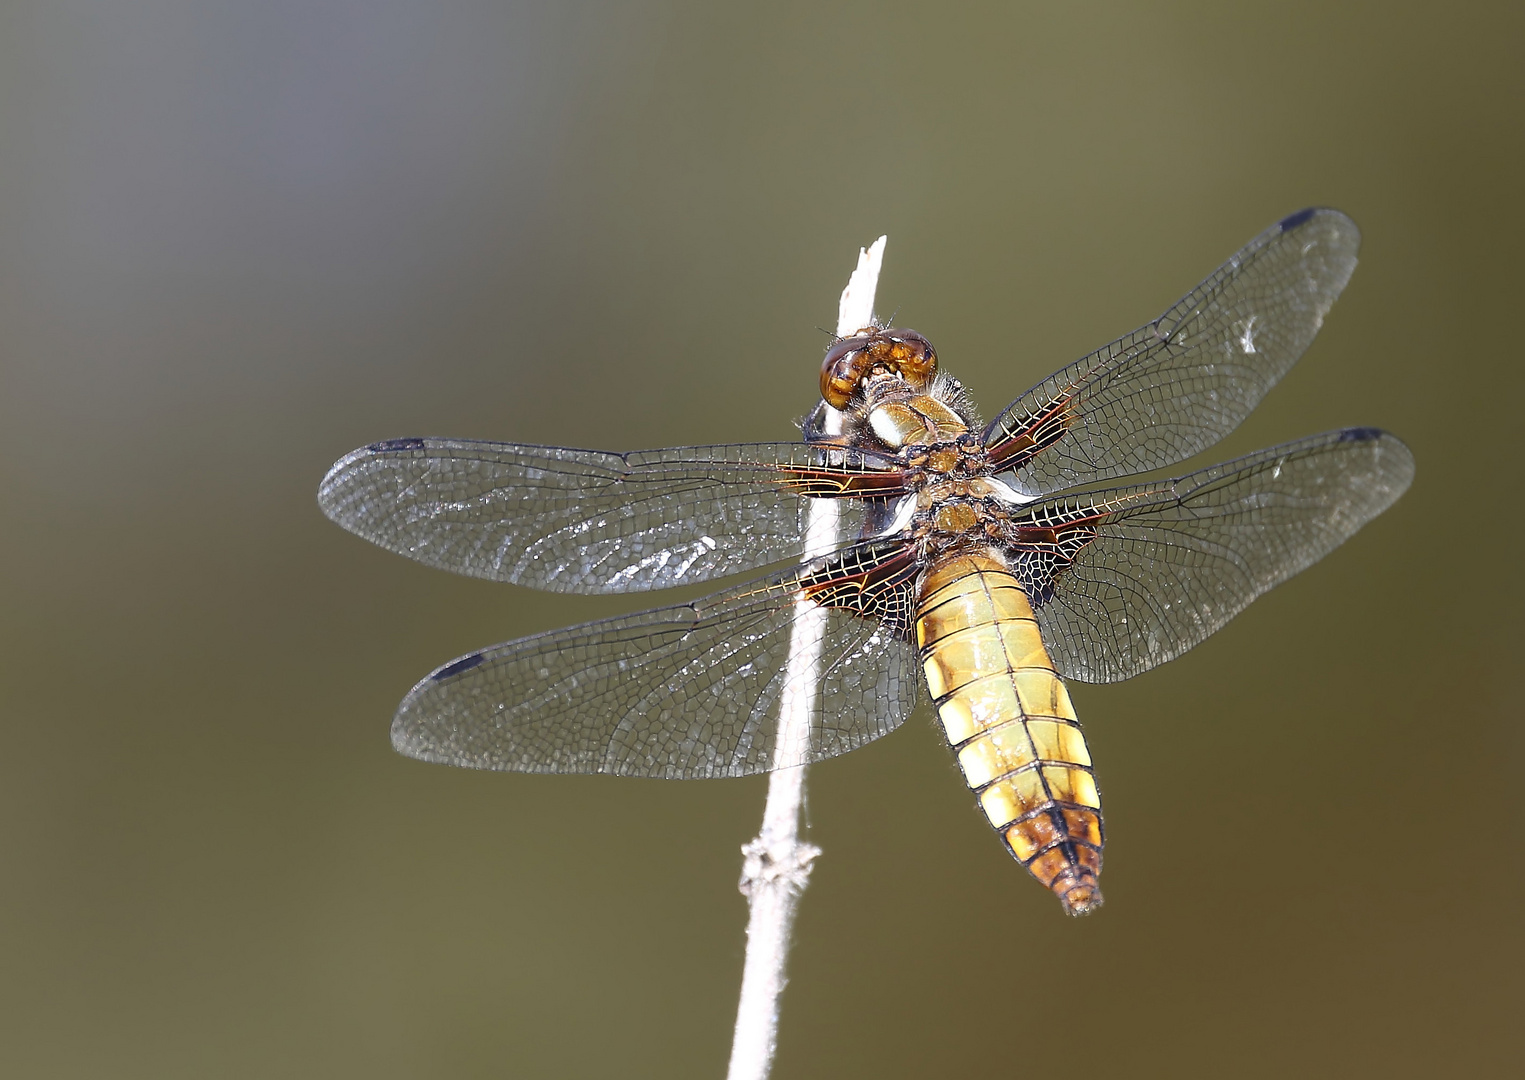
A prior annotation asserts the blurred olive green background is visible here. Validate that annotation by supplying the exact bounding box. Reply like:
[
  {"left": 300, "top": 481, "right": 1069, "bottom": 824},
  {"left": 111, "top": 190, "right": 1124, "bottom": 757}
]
[{"left": 1, "top": 1, "right": 1521, "bottom": 1077}]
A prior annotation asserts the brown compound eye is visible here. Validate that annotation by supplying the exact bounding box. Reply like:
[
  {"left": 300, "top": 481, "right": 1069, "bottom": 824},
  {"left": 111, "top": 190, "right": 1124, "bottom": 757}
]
[
  {"left": 881, "top": 329, "right": 937, "bottom": 389},
  {"left": 820, "top": 334, "right": 874, "bottom": 408}
]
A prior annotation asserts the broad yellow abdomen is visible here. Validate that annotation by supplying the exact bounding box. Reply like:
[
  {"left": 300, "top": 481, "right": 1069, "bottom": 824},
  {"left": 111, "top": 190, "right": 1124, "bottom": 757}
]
[{"left": 916, "top": 551, "right": 1104, "bottom": 915}]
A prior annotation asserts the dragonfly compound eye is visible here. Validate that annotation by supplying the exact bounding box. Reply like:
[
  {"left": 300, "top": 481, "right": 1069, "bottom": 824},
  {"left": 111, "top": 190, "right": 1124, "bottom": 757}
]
[
  {"left": 820, "top": 333, "right": 876, "bottom": 408},
  {"left": 877, "top": 329, "right": 938, "bottom": 390}
]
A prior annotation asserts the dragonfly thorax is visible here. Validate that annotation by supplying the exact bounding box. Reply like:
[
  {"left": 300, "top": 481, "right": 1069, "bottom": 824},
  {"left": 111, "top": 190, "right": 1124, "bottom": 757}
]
[
  {"left": 866, "top": 395, "right": 968, "bottom": 449},
  {"left": 911, "top": 480, "right": 1014, "bottom": 553}
]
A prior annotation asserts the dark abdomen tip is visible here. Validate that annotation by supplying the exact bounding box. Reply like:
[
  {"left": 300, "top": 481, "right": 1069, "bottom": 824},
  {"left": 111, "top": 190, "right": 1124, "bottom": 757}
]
[{"left": 1056, "top": 874, "right": 1104, "bottom": 916}]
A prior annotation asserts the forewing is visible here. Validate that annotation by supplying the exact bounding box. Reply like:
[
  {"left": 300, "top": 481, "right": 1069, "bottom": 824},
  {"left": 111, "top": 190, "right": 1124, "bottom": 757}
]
[
  {"left": 985, "top": 208, "right": 1361, "bottom": 494},
  {"left": 318, "top": 438, "right": 908, "bottom": 593},
  {"left": 390, "top": 542, "right": 922, "bottom": 778},
  {"left": 1006, "top": 428, "right": 1413, "bottom": 683}
]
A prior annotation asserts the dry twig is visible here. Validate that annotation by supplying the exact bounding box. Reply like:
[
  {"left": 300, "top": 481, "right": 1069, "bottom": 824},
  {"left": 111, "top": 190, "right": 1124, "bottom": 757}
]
[{"left": 725, "top": 237, "right": 888, "bottom": 1080}]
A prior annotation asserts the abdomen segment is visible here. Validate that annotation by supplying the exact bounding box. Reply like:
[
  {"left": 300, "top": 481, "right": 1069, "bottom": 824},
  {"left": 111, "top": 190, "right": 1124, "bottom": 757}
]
[{"left": 916, "top": 552, "right": 1104, "bottom": 915}]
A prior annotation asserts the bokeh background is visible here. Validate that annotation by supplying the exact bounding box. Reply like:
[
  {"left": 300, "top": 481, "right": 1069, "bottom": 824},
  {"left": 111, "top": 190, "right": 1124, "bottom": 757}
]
[{"left": 1, "top": 2, "right": 1520, "bottom": 1077}]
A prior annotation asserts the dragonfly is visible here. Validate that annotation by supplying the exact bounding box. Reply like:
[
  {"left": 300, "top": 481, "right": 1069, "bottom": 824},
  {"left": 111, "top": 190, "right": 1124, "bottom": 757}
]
[{"left": 319, "top": 208, "right": 1413, "bottom": 915}]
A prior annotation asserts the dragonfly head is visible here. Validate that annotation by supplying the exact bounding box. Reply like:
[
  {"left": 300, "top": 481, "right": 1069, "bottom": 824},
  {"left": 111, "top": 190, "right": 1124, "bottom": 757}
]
[{"left": 820, "top": 327, "right": 938, "bottom": 408}]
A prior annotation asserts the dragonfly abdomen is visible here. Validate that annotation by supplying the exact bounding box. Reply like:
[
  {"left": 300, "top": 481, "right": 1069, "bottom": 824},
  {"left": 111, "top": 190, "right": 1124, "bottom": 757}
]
[{"left": 915, "top": 552, "right": 1104, "bottom": 915}]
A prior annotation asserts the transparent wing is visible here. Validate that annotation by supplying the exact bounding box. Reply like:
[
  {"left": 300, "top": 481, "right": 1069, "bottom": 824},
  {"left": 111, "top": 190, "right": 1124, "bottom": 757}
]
[
  {"left": 390, "top": 541, "right": 922, "bottom": 778},
  {"left": 985, "top": 208, "right": 1361, "bottom": 494},
  {"left": 1004, "top": 428, "right": 1413, "bottom": 683},
  {"left": 318, "top": 438, "right": 909, "bottom": 594}
]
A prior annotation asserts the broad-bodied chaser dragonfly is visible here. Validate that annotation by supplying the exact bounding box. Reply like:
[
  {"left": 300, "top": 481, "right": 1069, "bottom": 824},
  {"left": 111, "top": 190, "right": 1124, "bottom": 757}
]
[{"left": 320, "top": 209, "right": 1412, "bottom": 915}]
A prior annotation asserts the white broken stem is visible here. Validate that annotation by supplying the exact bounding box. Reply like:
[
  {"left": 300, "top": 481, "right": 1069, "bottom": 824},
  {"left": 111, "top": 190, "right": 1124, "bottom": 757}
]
[{"left": 726, "top": 236, "right": 887, "bottom": 1080}]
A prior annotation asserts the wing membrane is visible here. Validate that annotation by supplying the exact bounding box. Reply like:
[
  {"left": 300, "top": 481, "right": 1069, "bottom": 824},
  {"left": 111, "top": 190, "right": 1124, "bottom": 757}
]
[
  {"left": 1008, "top": 428, "right": 1414, "bottom": 683},
  {"left": 318, "top": 438, "right": 907, "bottom": 593},
  {"left": 390, "top": 542, "right": 921, "bottom": 778},
  {"left": 985, "top": 208, "right": 1361, "bottom": 494}
]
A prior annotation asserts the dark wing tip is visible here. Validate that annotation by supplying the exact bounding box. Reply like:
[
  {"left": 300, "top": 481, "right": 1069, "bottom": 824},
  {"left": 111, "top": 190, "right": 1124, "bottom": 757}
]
[
  {"left": 1279, "top": 207, "right": 1320, "bottom": 232},
  {"left": 317, "top": 437, "right": 430, "bottom": 518},
  {"left": 431, "top": 652, "right": 487, "bottom": 681},
  {"left": 1337, "top": 425, "right": 1385, "bottom": 443},
  {"left": 367, "top": 437, "right": 428, "bottom": 453},
  {"left": 1335, "top": 426, "right": 1416, "bottom": 499}
]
